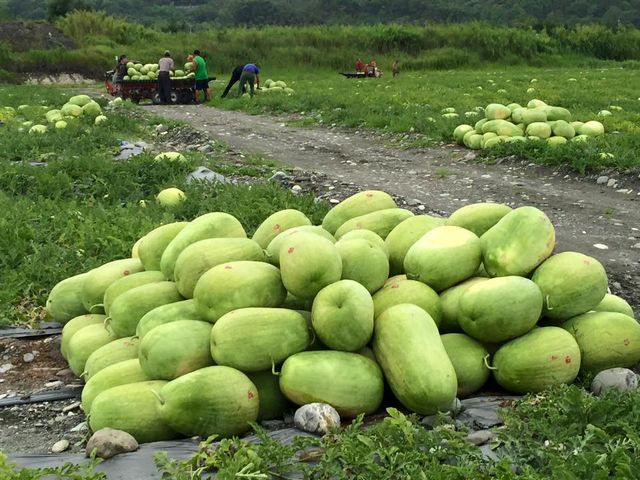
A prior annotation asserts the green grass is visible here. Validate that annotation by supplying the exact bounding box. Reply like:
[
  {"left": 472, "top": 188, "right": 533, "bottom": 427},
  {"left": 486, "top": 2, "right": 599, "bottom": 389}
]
[
  {"left": 0, "top": 84, "right": 328, "bottom": 326},
  {"left": 208, "top": 65, "right": 640, "bottom": 173}
]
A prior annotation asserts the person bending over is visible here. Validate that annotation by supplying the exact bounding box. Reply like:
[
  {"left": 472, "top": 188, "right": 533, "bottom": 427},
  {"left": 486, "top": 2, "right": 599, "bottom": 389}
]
[{"left": 237, "top": 63, "right": 260, "bottom": 98}]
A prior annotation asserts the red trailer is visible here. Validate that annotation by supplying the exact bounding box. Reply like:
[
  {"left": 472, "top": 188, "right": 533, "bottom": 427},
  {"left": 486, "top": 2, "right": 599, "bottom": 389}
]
[{"left": 104, "top": 71, "right": 216, "bottom": 104}]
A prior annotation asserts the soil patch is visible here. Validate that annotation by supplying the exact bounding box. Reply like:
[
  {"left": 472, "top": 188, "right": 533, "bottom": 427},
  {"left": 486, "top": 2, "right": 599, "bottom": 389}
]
[{"left": 0, "top": 22, "right": 76, "bottom": 52}]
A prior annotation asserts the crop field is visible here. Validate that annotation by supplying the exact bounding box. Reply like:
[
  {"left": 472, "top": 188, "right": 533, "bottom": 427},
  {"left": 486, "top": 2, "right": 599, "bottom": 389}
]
[{"left": 212, "top": 65, "right": 640, "bottom": 172}]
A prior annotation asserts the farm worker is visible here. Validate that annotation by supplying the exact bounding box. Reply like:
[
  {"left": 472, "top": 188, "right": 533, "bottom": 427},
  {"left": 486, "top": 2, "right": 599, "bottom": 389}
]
[
  {"left": 237, "top": 63, "right": 260, "bottom": 98},
  {"left": 355, "top": 59, "right": 364, "bottom": 72},
  {"left": 192, "top": 50, "right": 211, "bottom": 103},
  {"left": 114, "top": 54, "right": 128, "bottom": 97},
  {"left": 368, "top": 59, "right": 380, "bottom": 77},
  {"left": 392, "top": 59, "right": 400, "bottom": 77},
  {"left": 221, "top": 64, "right": 246, "bottom": 98},
  {"left": 157, "top": 50, "right": 174, "bottom": 104}
]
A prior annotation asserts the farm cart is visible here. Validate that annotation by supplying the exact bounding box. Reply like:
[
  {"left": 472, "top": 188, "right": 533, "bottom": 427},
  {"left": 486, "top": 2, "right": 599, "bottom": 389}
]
[{"left": 104, "top": 72, "right": 216, "bottom": 104}]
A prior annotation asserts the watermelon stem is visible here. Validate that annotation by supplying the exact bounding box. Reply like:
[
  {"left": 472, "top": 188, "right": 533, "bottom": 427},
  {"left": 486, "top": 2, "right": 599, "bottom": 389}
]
[
  {"left": 271, "top": 359, "right": 280, "bottom": 376},
  {"left": 545, "top": 295, "right": 554, "bottom": 311},
  {"left": 483, "top": 354, "right": 497, "bottom": 370},
  {"left": 103, "top": 317, "right": 113, "bottom": 334},
  {"left": 89, "top": 303, "right": 104, "bottom": 314},
  {"left": 150, "top": 389, "right": 164, "bottom": 405}
]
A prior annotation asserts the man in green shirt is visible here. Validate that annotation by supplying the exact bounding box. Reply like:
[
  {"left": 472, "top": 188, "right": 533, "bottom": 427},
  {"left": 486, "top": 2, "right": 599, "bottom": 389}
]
[{"left": 192, "top": 49, "right": 210, "bottom": 103}]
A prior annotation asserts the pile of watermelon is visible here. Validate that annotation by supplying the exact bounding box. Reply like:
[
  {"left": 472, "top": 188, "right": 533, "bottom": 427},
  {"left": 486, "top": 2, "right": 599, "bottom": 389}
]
[
  {"left": 123, "top": 61, "right": 195, "bottom": 81},
  {"left": 11, "top": 94, "right": 107, "bottom": 134},
  {"left": 453, "top": 100, "right": 605, "bottom": 150},
  {"left": 46, "top": 190, "right": 638, "bottom": 444}
]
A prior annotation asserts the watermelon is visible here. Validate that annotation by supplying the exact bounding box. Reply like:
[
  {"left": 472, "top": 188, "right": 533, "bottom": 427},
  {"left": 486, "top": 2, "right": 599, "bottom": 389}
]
[
  {"left": 311, "top": 280, "right": 374, "bottom": 352},
  {"left": 139, "top": 320, "right": 214, "bottom": 379},
  {"left": 158, "top": 366, "right": 259, "bottom": 438},
  {"left": 532, "top": 252, "right": 608, "bottom": 321},
  {"left": 492, "top": 327, "right": 581, "bottom": 393},
  {"left": 210, "top": 308, "right": 310, "bottom": 372},
  {"left": 441, "top": 333, "right": 490, "bottom": 397},
  {"left": 404, "top": 226, "right": 481, "bottom": 292},
  {"left": 279, "top": 233, "right": 342, "bottom": 300},
  {"left": 280, "top": 351, "right": 384, "bottom": 417},
  {"left": 193, "top": 261, "right": 286, "bottom": 323},
  {"left": 373, "top": 304, "right": 457, "bottom": 414},
  {"left": 251, "top": 209, "right": 311, "bottom": 248}
]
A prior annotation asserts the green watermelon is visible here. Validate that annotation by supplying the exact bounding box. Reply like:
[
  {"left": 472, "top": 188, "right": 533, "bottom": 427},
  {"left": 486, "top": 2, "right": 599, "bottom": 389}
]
[
  {"left": 322, "top": 191, "right": 397, "bottom": 235},
  {"left": 280, "top": 351, "right": 384, "bottom": 417},
  {"left": 158, "top": 366, "right": 259, "bottom": 438},
  {"left": 458, "top": 276, "right": 543, "bottom": 343},
  {"left": 372, "top": 277, "right": 442, "bottom": 326},
  {"left": 481, "top": 206, "right": 555, "bottom": 277},
  {"left": 373, "top": 304, "right": 457, "bottom": 415},
  {"left": 441, "top": 333, "right": 490, "bottom": 397},
  {"left": 445, "top": 203, "right": 512, "bottom": 237},
  {"left": 279, "top": 233, "right": 342, "bottom": 299},
  {"left": 492, "top": 327, "right": 580, "bottom": 393},
  {"left": 251, "top": 209, "right": 311, "bottom": 248},
  {"left": 335, "top": 239, "right": 389, "bottom": 294},
  {"left": 532, "top": 252, "right": 608, "bottom": 321},
  {"left": 45, "top": 273, "right": 89, "bottom": 323},
  {"left": 404, "top": 226, "right": 481, "bottom": 292},
  {"left": 173, "top": 238, "right": 264, "bottom": 298},
  {"left": 139, "top": 320, "right": 214, "bottom": 379},
  {"left": 137, "top": 222, "right": 188, "bottom": 271},
  {"left": 562, "top": 312, "right": 640, "bottom": 373},
  {"left": 89, "top": 380, "right": 178, "bottom": 443},
  {"left": 385, "top": 215, "right": 445, "bottom": 275},
  {"left": 193, "top": 261, "right": 286, "bottom": 323},
  {"left": 210, "top": 308, "right": 310, "bottom": 372},
  {"left": 311, "top": 280, "right": 374, "bottom": 352},
  {"left": 160, "top": 212, "right": 246, "bottom": 280}
]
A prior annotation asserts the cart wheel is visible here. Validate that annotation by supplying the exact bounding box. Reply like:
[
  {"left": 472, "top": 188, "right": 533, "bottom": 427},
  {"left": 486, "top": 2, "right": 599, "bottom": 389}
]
[
  {"left": 169, "top": 91, "right": 179, "bottom": 105},
  {"left": 152, "top": 93, "right": 162, "bottom": 105},
  {"left": 179, "top": 89, "right": 194, "bottom": 104},
  {"left": 131, "top": 96, "right": 140, "bottom": 104}
]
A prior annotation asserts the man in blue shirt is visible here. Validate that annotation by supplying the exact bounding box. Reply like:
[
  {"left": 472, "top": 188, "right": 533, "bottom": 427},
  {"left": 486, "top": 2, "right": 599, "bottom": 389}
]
[{"left": 237, "top": 63, "right": 260, "bottom": 98}]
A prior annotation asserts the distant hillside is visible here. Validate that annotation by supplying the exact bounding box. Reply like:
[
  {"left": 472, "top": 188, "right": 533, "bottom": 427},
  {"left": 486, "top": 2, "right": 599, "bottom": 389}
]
[{"left": 1, "top": 0, "right": 640, "bottom": 28}]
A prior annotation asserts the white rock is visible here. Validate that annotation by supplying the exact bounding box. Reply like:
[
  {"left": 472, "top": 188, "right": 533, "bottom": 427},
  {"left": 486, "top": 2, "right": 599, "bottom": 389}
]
[
  {"left": 591, "top": 368, "right": 639, "bottom": 395},
  {"left": 85, "top": 428, "right": 138, "bottom": 459},
  {"left": 62, "top": 401, "right": 81, "bottom": 413},
  {"left": 596, "top": 176, "right": 609, "bottom": 185},
  {"left": 294, "top": 403, "right": 340, "bottom": 435},
  {"left": 0, "top": 363, "right": 15, "bottom": 374},
  {"left": 593, "top": 244, "right": 609, "bottom": 250},
  {"left": 51, "top": 439, "right": 70, "bottom": 453},
  {"left": 466, "top": 430, "right": 495, "bottom": 446}
]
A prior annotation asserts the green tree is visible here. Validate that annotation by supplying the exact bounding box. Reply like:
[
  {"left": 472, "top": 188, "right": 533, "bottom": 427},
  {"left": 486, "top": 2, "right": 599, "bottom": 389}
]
[{"left": 46, "top": 0, "right": 91, "bottom": 21}]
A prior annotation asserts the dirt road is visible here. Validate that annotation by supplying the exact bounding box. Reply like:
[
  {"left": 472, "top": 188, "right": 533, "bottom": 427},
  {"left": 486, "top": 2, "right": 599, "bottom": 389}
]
[{"left": 148, "top": 104, "right": 640, "bottom": 309}]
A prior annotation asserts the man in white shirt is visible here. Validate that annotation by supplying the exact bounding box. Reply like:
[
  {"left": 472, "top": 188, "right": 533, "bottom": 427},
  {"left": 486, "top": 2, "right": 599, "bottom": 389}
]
[{"left": 158, "top": 50, "right": 174, "bottom": 104}]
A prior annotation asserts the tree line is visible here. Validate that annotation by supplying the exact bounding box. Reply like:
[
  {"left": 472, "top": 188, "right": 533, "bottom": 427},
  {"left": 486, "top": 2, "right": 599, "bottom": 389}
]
[{"left": 1, "top": 0, "right": 639, "bottom": 28}]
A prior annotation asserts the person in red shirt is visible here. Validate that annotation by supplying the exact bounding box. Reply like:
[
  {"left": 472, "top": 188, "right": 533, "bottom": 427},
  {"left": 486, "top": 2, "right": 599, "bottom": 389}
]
[{"left": 355, "top": 59, "right": 364, "bottom": 72}]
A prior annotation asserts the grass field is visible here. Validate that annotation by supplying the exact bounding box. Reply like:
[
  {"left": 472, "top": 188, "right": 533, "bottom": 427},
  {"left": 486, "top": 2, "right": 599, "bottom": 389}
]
[
  {"left": 0, "top": 85, "right": 327, "bottom": 326},
  {"left": 210, "top": 65, "right": 640, "bottom": 173}
]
